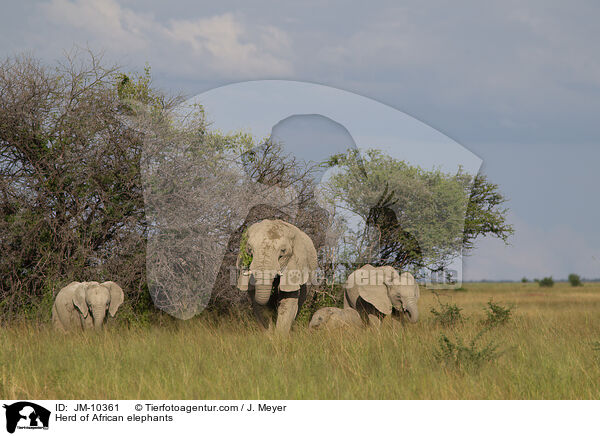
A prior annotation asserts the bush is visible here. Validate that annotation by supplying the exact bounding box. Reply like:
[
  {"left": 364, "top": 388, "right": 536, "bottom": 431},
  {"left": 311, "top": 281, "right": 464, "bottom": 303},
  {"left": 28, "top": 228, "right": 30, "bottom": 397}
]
[
  {"left": 521, "top": 277, "right": 528, "bottom": 283},
  {"left": 430, "top": 295, "right": 464, "bottom": 327},
  {"left": 539, "top": 277, "right": 554, "bottom": 287},
  {"left": 238, "top": 229, "right": 253, "bottom": 269},
  {"left": 483, "top": 300, "right": 513, "bottom": 326},
  {"left": 433, "top": 329, "right": 502, "bottom": 371},
  {"left": 568, "top": 273, "right": 583, "bottom": 287},
  {"left": 296, "top": 284, "right": 343, "bottom": 325}
]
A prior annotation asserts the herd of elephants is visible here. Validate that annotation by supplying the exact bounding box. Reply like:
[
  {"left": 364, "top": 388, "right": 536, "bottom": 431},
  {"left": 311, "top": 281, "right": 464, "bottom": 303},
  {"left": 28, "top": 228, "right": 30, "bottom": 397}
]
[{"left": 52, "top": 219, "right": 421, "bottom": 334}]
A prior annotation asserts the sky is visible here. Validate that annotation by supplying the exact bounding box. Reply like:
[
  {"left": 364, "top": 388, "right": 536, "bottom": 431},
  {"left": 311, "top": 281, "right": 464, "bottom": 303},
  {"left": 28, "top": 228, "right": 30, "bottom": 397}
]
[{"left": 1, "top": 0, "right": 598, "bottom": 280}]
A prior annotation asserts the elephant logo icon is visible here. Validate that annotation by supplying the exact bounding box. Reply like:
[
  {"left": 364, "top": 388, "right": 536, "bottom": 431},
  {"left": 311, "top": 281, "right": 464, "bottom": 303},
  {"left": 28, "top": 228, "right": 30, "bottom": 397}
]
[{"left": 2, "top": 402, "right": 50, "bottom": 434}]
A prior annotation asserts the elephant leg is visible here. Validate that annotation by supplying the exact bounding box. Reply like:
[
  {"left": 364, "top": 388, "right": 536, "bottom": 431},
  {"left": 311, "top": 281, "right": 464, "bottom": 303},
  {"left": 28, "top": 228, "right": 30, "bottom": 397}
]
[
  {"left": 356, "top": 296, "right": 384, "bottom": 327},
  {"left": 248, "top": 285, "right": 273, "bottom": 330},
  {"left": 252, "top": 300, "right": 273, "bottom": 330},
  {"left": 52, "top": 304, "right": 67, "bottom": 332},
  {"left": 295, "top": 284, "right": 307, "bottom": 319},
  {"left": 275, "top": 297, "right": 298, "bottom": 334}
]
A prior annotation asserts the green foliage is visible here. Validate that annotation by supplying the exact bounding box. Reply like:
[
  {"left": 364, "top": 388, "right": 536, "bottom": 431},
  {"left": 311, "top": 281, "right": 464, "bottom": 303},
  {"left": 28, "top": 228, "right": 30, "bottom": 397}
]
[
  {"left": 539, "top": 277, "right": 554, "bottom": 287},
  {"left": 568, "top": 273, "right": 583, "bottom": 287},
  {"left": 238, "top": 229, "right": 253, "bottom": 269},
  {"left": 433, "top": 329, "right": 502, "bottom": 372},
  {"left": 116, "top": 66, "right": 166, "bottom": 113},
  {"left": 482, "top": 300, "right": 513, "bottom": 326},
  {"left": 462, "top": 173, "right": 514, "bottom": 250},
  {"left": 430, "top": 295, "right": 464, "bottom": 327},
  {"left": 297, "top": 285, "right": 343, "bottom": 325},
  {"left": 324, "top": 148, "right": 513, "bottom": 273},
  {"left": 521, "top": 277, "right": 529, "bottom": 283}
]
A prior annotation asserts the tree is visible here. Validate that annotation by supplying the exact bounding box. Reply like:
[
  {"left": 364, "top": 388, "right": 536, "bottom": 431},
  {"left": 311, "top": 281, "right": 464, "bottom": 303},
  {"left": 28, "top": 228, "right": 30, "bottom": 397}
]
[
  {"left": 568, "top": 273, "right": 582, "bottom": 287},
  {"left": 0, "top": 52, "right": 151, "bottom": 320},
  {"left": 323, "top": 149, "right": 513, "bottom": 276},
  {"left": 0, "top": 52, "right": 226, "bottom": 321}
]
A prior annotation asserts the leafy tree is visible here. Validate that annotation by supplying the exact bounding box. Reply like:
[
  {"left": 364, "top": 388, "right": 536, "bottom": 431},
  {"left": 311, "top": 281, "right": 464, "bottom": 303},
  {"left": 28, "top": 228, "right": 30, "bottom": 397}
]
[
  {"left": 0, "top": 52, "right": 247, "bottom": 321},
  {"left": 568, "top": 273, "right": 582, "bottom": 287},
  {"left": 324, "top": 149, "right": 513, "bottom": 275}
]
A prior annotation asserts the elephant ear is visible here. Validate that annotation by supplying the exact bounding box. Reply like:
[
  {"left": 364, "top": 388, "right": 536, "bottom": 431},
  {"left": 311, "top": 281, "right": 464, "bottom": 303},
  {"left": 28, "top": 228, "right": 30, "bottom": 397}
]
[
  {"left": 102, "top": 281, "right": 124, "bottom": 317},
  {"left": 279, "top": 222, "right": 317, "bottom": 292},
  {"left": 381, "top": 266, "right": 404, "bottom": 308},
  {"left": 71, "top": 283, "right": 89, "bottom": 318},
  {"left": 354, "top": 265, "right": 393, "bottom": 315},
  {"left": 399, "top": 272, "right": 420, "bottom": 298}
]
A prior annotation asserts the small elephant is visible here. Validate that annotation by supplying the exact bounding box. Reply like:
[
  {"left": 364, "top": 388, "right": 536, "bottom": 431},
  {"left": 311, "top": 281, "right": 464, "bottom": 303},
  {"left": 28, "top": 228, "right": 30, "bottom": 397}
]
[
  {"left": 309, "top": 307, "right": 363, "bottom": 330},
  {"left": 237, "top": 219, "right": 318, "bottom": 334},
  {"left": 343, "top": 264, "right": 419, "bottom": 326},
  {"left": 52, "top": 281, "right": 124, "bottom": 331}
]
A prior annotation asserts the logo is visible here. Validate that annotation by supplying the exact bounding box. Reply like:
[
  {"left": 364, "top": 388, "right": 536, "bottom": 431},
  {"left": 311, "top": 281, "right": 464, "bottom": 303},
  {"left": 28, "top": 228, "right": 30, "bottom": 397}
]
[{"left": 2, "top": 402, "right": 50, "bottom": 434}]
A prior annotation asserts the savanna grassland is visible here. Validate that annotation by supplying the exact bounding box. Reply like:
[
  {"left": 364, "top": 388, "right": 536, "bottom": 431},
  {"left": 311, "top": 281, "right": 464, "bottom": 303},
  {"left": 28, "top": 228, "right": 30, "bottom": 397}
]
[{"left": 1, "top": 282, "right": 600, "bottom": 400}]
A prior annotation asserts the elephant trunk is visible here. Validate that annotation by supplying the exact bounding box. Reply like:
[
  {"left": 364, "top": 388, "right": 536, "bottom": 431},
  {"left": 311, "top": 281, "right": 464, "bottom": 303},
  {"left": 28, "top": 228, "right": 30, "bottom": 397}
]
[
  {"left": 402, "top": 296, "right": 419, "bottom": 323},
  {"left": 254, "top": 284, "right": 273, "bottom": 305},
  {"left": 91, "top": 307, "right": 106, "bottom": 330},
  {"left": 250, "top": 251, "right": 279, "bottom": 305}
]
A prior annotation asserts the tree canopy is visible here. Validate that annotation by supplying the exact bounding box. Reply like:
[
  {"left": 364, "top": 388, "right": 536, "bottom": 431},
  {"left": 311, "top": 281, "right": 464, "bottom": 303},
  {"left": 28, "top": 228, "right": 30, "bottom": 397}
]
[{"left": 323, "top": 148, "right": 513, "bottom": 276}]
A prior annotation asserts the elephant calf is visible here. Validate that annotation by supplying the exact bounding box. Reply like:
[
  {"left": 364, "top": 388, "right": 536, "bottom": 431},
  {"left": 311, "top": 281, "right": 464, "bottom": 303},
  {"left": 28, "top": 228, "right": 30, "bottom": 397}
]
[
  {"left": 344, "top": 264, "right": 420, "bottom": 326},
  {"left": 52, "top": 281, "right": 124, "bottom": 331},
  {"left": 309, "top": 307, "right": 363, "bottom": 330}
]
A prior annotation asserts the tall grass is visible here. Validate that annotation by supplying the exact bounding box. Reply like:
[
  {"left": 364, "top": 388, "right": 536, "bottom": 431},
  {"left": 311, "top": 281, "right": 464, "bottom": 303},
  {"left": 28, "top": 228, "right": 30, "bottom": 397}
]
[{"left": 1, "top": 282, "right": 600, "bottom": 399}]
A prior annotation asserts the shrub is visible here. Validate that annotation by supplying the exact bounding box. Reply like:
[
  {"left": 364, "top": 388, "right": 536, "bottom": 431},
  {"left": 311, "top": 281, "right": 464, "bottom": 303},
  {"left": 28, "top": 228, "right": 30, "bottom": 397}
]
[
  {"left": 433, "top": 329, "right": 502, "bottom": 371},
  {"left": 296, "top": 283, "right": 345, "bottom": 325},
  {"left": 238, "top": 229, "right": 253, "bottom": 269},
  {"left": 521, "top": 277, "right": 528, "bottom": 283},
  {"left": 539, "top": 277, "right": 554, "bottom": 287},
  {"left": 568, "top": 273, "right": 583, "bottom": 287},
  {"left": 430, "top": 295, "right": 464, "bottom": 327},
  {"left": 483, "top": 300, "right": 513, "bottom": 326}
]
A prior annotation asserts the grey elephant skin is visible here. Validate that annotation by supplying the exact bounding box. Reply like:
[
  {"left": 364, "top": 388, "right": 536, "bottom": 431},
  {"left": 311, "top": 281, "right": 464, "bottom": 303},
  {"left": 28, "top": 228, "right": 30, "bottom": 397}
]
[
  {"left": 309, "top": 307, "right": 362, "bottom": 330},
  {"left": 52, "top": 281, "right": 124, "bottom": 331},
  {"left": 343, "top": 264, "right": 420, "bottom": 325},
  {"left": 237, "top": 219, "right": 317, "bottom": 334}
]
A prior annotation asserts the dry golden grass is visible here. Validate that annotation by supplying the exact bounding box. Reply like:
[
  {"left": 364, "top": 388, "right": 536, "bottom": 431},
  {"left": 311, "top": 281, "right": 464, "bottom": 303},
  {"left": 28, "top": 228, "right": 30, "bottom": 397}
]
[{"left": 1, "top": 282, "right": 599, "bottom": 399}]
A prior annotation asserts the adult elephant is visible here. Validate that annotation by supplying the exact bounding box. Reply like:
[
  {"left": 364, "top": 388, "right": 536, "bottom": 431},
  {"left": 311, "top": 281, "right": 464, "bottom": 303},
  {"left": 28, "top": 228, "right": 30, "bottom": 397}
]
[
  {"left": 237, "top": 219, "right": 317, "bottom": 334},
  {"left": 343, "top": 264, "right": 419, "bottom": 325},
  {"left": 52, "top": 281, "right": 124, "bottom": 331}
]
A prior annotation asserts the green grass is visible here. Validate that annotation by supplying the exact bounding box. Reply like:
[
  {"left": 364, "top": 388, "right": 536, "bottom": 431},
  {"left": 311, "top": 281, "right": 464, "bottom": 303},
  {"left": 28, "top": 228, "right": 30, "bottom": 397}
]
[{"left": 1, "top": 282, "right": 600, "bottom": 399}]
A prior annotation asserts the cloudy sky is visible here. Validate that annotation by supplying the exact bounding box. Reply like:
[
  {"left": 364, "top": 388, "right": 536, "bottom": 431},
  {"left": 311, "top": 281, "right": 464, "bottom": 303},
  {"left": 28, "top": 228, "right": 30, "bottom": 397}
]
[{"left": 2, "top": 0, "right": 599, "bottom": 280}]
